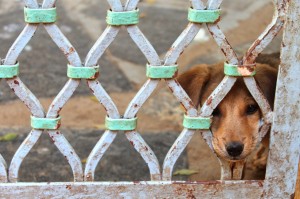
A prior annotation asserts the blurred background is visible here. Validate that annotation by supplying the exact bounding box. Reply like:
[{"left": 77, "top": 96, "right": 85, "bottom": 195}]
[{"left": 0, "top": 0, "right": 282, "bottom": 182}]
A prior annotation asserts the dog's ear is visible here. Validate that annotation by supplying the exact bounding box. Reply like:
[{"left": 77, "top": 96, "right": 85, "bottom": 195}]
[
  {"left": 177, "top": 64, "right": 210, "bottom": 107},
  {"left": 254, "top": 64, "right": 278, "bottom": 108}
]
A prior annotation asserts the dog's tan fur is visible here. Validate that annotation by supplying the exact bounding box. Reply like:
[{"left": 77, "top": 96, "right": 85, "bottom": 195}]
[{"left": 177, "top": 53, "right": 279, "bottom": 161}]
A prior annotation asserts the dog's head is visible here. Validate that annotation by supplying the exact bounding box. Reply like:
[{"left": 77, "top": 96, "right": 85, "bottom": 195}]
[{"left": 177, "top": 61, "right": 277, "bottom": 161}]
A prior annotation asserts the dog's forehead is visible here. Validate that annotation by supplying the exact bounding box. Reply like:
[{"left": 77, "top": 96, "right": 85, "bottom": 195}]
[{"left": 201, "top": 77, "right": 253, "bottom": 105}]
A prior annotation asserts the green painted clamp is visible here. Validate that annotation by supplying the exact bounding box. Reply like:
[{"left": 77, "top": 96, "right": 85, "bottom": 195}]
[
  {"left": 67, "top": 65, "right": 99, "bottom": 79},
  {"left": 106, "top": 9, "right": 139, "bottom": 26},
  {"left": 105, "top": 117, "right": 137, "bottom": 131},
  {"left": 0, "top": 62, "right": 19, "bottom": 78},
  {"left": 31, "top": 116, "right": 61, "bottom": 130},
  {"left": 224, "top": 62, "right": 256, "bottom": 77},
  {"left": 183, "top": 115, "right": 211, "bottom": 130},
  {"left": 188, "top": 8, "right": 221, "bottom": 23},
  {"left": 146, "top": 64, "right": 178, "bottom": 79},
  {"left": 24, "top": 7, "right": 57, "bottom": 23}
]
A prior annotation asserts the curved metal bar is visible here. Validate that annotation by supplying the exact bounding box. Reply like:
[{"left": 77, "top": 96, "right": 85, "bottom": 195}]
[
  {"left": 9, "top": 130, "right": 42, "bottom": 182},
  {"left": 207, "top": 0, "right": 223, "bottom": 9},
  {"left": 48, "top": 130, "right": 83, "bottom": 182},
  {"left": 200, "top": 76, "right": 236, "bottom": 116},
  {"left": 127, "top": 26, "right": 161, "bottom": 65},
  {"left": 5, "top": 25, "right": 38, "bottom": 65},
  {"left": 124, "top": 0, "right": 140, "bottom": 11},
  {"left": 44, "top": 25, "right": 82, "bottom": 66},
  {"left": 0, "top": 154, "right": 7, "bottom": 182},
  {"left": 23, "top": 0, "right": 39, "bottom": 8},
  {"left": 87, "top": 81, "right": 120, "bottom": 118},
  {"left": 190, "top": 0, "right": 206, "bottom": 9},
  {"left": 164, "top": 23, "right": 201, "bottom": 66},
  {"left": 243, "top": 0, "right": 286, "bottom": 64},
  {"left": 84, "top": 131, "right": 118, "bottom": 181},
  {"left": 166, "top": 80, "right": 198, "bottom": 116},
  {"left": 46, "top": 80, "right": 80, "bottom": 117},
  {"left": 201, "top": 130, "right": 214, "bottom": 150},
  {"left": 162, "top": 129, "right": 195, "bottom": 180},
  {"left": 124, "top": 80, "right": 159, "bottom": 118},
  {"left": 106, "top": 0, "right": 123, "bottom": 12},
  {"left": 85, "top": 27, "right": 120, "bottom": 67},
  {"left": 42, "top": 0, "right": 56, "bottom": 8},
  {"left": 206, "top": 25, "right": 239, "bottom": 64},
  {"left": 243, "top": 77, "right": 272, "bottom": 121},
  {"left": 258, "top": 123, "right": 272, "bottom": 143},
  {"left": 125, "top": 131, "right": 161, "bottom": 181}
]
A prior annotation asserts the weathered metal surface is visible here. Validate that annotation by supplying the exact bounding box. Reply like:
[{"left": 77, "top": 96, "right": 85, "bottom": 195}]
[
  {"left": 0, "top": 0, "right": 298, "bottom": 197},
  {"left": 262, "top": 0, "right": 300, "bottom": 197},
  {"left": 0, "top": 181, "right": 264, "bottom": 198}
]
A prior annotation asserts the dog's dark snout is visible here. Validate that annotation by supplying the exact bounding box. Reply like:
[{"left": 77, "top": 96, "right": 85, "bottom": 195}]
[{"left": 226, "top": 141, "right": 244, "bottom": 157}]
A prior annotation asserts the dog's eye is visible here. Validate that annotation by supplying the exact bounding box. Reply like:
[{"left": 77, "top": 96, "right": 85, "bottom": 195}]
[
  {"left": 246, "top": 104, "right": 259, "bottom": 115},
  {"left": 212, "top": 108, "right": 221, "bottom": 117}
]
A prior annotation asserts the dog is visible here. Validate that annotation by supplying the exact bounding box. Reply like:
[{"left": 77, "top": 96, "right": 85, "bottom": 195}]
[{"left": 177, "top": 53, "right": 279, "bottom": 163}]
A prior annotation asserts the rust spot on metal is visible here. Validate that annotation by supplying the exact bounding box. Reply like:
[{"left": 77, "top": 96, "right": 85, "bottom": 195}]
[
  {"left": 13, "top": 80, "right": 19, "bottom": 85},
  {"left": 206, "top": 96, "right": 212, "bottom": 105},
  {"left": 89, "top": 87, "right": 94, "bottom": 93},
  {"left": 144, "top": 146, "right": 148, "bottom": 151},
  {"left": 290, "top": 193, "right": 295, "bottom": 199},
  {"left": 134, "top": 104, "right": 138, "bottom": 108},
  {"left": 130, "top": 141, "right": 135, "bottom": 146},
  {"left": 66, "top": 185, "right": 72, "bottom": 190},
  {"left": 56, "top": 131, "right": 60, "bottom": 135},
  {"left": 172, "top": 70, "right": 179, "bottom": 78},
  {"left": 90, "top": 71, "right": 99, "bottom": 80}
]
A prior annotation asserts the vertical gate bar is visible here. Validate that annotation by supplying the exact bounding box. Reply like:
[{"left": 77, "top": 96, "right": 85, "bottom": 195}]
[{"left": 263, "top": 0, "right": 300, "bottom": 197}]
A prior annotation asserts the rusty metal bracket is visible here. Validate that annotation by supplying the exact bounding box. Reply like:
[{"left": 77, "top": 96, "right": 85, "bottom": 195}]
[
  {"left": 31, "top": 116, "right": 61, "bottom": 130},
  {"left": 224, "top": 62, "right": 256, "bottom": 77},
  {"left": 24, "top": 7, "right": 57, "bottom": 23},
  {"left": 106, "top": 9, "right": 139, "bottom": 26},
  {"left": 67, "top": 64, "right": 99, "bottom": 79},
  {"left": 0, "top": 62, "right": 19, "bottom": 78},
  {"left": 146, "top": 64, "right": 178, "bottom": 79},
  {"left": 182, "top": 115, "right": 211, "bottom": 130},
  {"left": 105, "top": 117, "right": 137, "bottom": 131},
  {"left": 188, "top": 8, "right": 221, "bottom": 23}
]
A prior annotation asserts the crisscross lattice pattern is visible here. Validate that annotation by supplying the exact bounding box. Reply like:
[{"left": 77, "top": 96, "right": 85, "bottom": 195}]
[{"left": 0, "top": 0, "right": 299, "bottom": 198}]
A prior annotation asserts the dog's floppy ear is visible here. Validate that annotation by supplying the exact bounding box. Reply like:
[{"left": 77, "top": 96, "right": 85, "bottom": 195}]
[
  {"left": 254, "top": 64, "right": 278, "bottom": 108},
  {"left": 177, "top": 64, "right": 210, "bottom": 107}
]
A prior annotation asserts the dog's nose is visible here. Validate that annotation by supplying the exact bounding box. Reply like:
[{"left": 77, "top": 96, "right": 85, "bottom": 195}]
[{"left": 226, "top": 141, "right": 244, "bottom": 157}]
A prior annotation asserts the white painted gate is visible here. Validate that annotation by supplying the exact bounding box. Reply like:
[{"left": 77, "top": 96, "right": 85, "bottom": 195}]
[{"left": 0, "top": 0, "right": 299, "bottom": 198}]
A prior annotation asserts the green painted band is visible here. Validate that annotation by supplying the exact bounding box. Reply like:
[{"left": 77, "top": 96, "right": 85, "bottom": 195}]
[
  {"left": 67, "top": 65, "right": 99, "bottom": 79},
  {"left": 0, "top": 62, "right": 19, "bottom": 78},
  {"left": 183, "top": 115, "right": 211, "bottom": 130},
  {"left": 24, "top": 7, "right": 57, "bottom": 23},
  {"left": 146, "top": 64, "right": 178, "bottom": 79},
  {"left": 224, "top": 62, "right": 256, "bottom": 77},
  {"left": 188, "top": 8, "right": 221, "bottom": 23},
  {"left": 105, "top": 117, "right": 137, "bottom": 131},
  {"left": 106, "top": 9, "right": 139, "bottom": 25},
  {"left": 31, "top": 116, "right": 61, "bottom": 130}
]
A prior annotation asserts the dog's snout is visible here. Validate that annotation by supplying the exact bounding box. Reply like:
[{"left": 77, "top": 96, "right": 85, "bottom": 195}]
[{"left": 226, "top": 141, "right": 244, "bottom": 157}]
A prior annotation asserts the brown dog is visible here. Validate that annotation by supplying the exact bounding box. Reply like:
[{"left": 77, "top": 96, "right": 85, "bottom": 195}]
[{"left": 177, "top": 53, "right": 279, "bottom": 162}]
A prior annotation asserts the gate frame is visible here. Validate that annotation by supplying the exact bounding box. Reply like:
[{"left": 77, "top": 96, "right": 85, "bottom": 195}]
[{"left": 0, "top": 0, "right": 300, "bottom": 198}]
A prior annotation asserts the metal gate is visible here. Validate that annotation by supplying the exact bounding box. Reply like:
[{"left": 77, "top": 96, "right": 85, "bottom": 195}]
[{"left": 0, "top": 0, "right": 299, "bottom": 198}]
